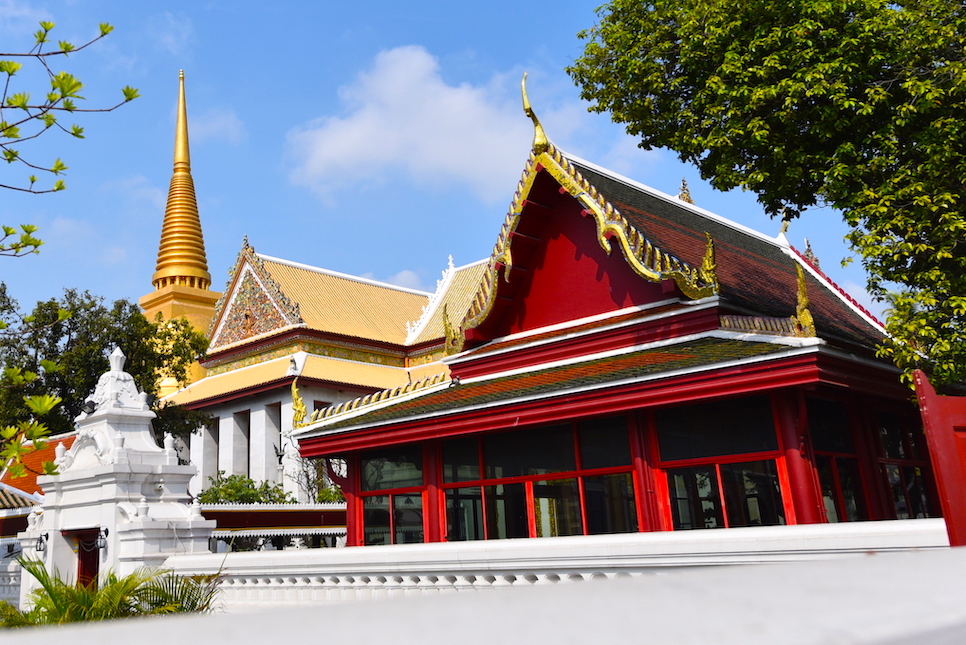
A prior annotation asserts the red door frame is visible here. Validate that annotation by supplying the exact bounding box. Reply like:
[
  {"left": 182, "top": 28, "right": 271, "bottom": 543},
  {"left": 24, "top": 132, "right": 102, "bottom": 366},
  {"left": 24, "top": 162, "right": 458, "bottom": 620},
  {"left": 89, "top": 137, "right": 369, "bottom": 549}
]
[
  {"left": 63, "top": 529, "right": 100, "bottom": 587},
  {"left": 913, "top": 369, "right": 966, "bottom": 546}
]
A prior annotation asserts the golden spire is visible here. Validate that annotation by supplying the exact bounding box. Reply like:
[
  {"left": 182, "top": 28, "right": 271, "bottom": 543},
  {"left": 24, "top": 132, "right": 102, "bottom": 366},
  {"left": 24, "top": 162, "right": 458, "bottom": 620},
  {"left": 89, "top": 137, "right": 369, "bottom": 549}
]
[{"left": 151, "top": 70, "right": 211, "bottom": 291}]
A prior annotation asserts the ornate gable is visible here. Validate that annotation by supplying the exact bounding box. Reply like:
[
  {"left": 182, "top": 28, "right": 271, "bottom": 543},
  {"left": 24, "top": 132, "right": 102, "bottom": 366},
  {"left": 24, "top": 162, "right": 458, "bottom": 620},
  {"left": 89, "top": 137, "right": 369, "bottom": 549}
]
[
  {"left": 448, "top": 77, "right": 718, "bottom": 353},
  {"left": 208, "top": 239, "right": 304, "bottom": 350}
]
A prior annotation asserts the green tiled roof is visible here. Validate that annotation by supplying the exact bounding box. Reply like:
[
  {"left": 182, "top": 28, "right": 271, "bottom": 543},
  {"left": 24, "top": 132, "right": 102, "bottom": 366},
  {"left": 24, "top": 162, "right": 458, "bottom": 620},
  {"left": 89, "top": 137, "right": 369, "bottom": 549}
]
[{"left": 317, "top": 337, "right": 789, "bottom": 431}]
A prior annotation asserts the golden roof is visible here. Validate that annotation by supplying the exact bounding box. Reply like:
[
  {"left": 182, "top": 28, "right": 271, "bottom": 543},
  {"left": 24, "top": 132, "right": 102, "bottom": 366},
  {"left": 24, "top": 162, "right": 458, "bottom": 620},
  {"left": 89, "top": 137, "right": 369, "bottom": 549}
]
[
  {"left": 167, "top": 353, "right": 447, "bottom": 407},
  {"left": 151, "top": 71, "right": 212, "bottom": 291},
  {"left": 408, "top": 260, "right": 488, "bottom": 345},
  {"left": 259, "top": 256, "right": 430, "bottom": 345}
]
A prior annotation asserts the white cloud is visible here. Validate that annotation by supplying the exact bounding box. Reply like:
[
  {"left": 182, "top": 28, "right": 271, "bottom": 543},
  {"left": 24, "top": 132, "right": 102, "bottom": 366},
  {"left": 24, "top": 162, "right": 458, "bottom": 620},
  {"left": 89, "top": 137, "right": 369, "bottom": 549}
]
[
  {"left": 385, "top": 269, "right": 424, "bottom": 291},
  {"left": 287, "top": 46, "right": 533, "bottom": 204},
  {"left": 103, "top": 175, "right": 165, "bottom": 211},
  {"left": 149, "top": 11, "right": 194, "bottom": 56},
  {"left": 191, "top": 107, "right": 246, "bottom": 145},
  {"left": 0, "top": 0, "right": 49, "bottom": 33}
]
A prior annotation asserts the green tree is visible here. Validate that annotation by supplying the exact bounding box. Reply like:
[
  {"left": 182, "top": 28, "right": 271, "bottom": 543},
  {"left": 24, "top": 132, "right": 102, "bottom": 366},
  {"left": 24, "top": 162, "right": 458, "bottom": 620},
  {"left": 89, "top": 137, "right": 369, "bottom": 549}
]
[
  {"left": 197, "top": 472, "right": 296, "bottom": 505},
  {"left": 568, "top": 0, "right": 966, "bottom": 384},
  {"left": 0, "top": 559, "right": 219, "bottom": 626},
  {"left": 0, "top": 289, "right": 209, "bottom": 442}
]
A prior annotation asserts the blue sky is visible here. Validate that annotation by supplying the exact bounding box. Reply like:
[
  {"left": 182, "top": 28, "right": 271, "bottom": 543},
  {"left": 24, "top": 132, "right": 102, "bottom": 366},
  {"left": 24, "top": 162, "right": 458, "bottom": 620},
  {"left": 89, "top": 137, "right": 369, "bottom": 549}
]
[{"left": 0, "top": 0, "right": 881, "bottom": 320}]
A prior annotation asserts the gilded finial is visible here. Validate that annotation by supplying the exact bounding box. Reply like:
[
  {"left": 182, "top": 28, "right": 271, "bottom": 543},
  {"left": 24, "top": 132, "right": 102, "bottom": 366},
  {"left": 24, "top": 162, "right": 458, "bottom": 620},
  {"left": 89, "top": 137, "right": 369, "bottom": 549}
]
[
  {"left": 803, "top": 238, "right": 820, "bottom": 269},
  {"left": 521, "top": 73, "right": 549, "bottom": 155},
  {"left": 678, "top": 178, "right": 694, "bottom": 204},
  {"left": 151, "top": 71, "right": 212, "bottom": 291},
  {"left": 778, "top": 208, "right": 791, "bottom": 235}
]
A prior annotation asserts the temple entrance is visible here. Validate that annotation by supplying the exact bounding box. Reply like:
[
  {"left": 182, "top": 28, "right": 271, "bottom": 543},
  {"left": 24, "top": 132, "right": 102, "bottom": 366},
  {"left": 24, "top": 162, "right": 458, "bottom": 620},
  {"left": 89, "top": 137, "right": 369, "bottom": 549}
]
[{"left": 64, "top": 529, "right": 101, "bottom": 587}]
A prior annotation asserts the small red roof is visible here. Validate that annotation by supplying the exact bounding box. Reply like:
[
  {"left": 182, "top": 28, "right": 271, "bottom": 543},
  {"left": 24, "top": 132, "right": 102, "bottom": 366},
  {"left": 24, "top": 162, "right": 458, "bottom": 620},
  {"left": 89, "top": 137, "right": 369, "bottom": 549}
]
[{"left": 0, "top": 434, "right": 76, "bottom": 495}]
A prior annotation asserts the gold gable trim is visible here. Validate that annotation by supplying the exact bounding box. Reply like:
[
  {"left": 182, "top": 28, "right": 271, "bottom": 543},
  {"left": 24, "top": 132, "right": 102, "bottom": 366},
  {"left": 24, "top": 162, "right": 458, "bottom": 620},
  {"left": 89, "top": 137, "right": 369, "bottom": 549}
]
[
  {"left": 460, "top": 142, "right": 719, "bottom": 335},
  {"left": 208, "top": 238, "right": 304, "bottom": 345}
]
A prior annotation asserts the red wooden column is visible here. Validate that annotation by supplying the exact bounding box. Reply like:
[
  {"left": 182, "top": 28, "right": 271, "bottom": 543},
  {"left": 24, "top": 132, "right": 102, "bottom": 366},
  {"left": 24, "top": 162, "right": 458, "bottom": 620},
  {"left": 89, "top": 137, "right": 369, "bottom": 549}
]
[
  {"left": 913, "top": 370, "right": 966, "bottom": 546},
  {"left": 772, "top": 390, "right": 824, "bottom": 524}
]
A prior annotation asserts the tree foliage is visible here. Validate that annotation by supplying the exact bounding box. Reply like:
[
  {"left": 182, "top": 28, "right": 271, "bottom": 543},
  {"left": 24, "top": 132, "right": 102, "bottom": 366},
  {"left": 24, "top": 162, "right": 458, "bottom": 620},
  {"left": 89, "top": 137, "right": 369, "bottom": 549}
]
[
  {"left": 568, "top": 0, "right": 966, "bottom": 383},
  {"left": 0, "top": 288, "right": 209, "bottom": 445},
  {"left": 197, "top": 472, "right": 296, "bottom": 505},
  {"left": 0, "top": 559, "right": 219, "bottom": 626}
]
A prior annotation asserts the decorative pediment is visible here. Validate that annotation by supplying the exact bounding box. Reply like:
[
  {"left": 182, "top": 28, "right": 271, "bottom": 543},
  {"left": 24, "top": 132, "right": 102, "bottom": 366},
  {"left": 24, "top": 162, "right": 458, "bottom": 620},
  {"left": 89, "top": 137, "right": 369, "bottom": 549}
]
[
  {"left": 455, "top": 76, "right": 719, "bottom": 347},
  {"left": 208, "top": 239, "right": 304, "bottom": 349}
]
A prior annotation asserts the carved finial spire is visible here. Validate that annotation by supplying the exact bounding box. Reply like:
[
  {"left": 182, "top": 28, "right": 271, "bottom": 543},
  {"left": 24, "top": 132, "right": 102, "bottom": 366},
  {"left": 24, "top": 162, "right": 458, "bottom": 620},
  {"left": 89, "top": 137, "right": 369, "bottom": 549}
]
[
  {"left": 803, "top": 237, "right": 820, "bottom": 269},
  {"left": 677, "top": 178, "right": 694, "bottom": 204},
  {"left": 151, "top": 70, "right": 212, "bottom": 292},
  {"left": 521, "top": 73, "right": 549, "bottom": 154}
]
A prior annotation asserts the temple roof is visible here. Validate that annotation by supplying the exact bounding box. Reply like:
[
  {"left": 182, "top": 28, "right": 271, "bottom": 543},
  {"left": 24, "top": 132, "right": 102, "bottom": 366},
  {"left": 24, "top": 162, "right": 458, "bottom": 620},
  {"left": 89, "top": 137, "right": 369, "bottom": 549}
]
[
  {"left": 0, "top": 434, "right": 76, "bottom": 497},
  {"left": 296, "top": 335, "right": 796, "bottom": 436},
  {"left": 568, "top": 157, "right": 883, "bottom": 348}
]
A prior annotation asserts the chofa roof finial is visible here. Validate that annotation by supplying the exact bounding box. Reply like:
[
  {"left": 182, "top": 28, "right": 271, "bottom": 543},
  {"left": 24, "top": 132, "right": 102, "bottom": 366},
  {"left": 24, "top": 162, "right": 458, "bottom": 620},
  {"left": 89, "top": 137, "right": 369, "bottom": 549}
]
[{"left": 521, "top": 73, "right": 549, "bottom": 155}]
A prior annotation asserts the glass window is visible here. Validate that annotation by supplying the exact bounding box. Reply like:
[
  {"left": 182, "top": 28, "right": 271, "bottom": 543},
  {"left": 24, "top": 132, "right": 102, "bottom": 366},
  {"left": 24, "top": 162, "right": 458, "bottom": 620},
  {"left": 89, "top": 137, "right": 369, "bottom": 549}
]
[
  {"left": 807, "top": 398, "right": 854, "bottom": 454},
  {"left": 484, "top": 483, "right": 528, "bottom": 539},
  {"left": 667, "top": 460, "right": 785, "bottom": 530},
  {"left": 667, "top": 465, "right": 723, "bottom": 530},
  {"left": 533, "top": 478, "right": 582, "bottom": 537},
  {"left": 584, "top": 473, "right": 638, "bottom": 535},
  {"left": 442, "top": 436, "right": 480, "bottom": 483},
  {"left": 446, "top": 487, "right": 484, "bottom": 541},
  {"left": 719, "top": 460, "right": 786, "bottom": 527},
  {"left": 360, "top": 445, "right": 423, "bottom": 491},
  {"left": 655, "top": 395, "right": 778, "bottom": 461},
  {"left": 363, "top": 496, "right": 391, "bottom": 545},
  {"left": 484, "top": 424, "right": 575, "bottom": 479},
  {"left": 578, "top": 416, "right": 631, "bottom": 469},
  {"left": 393, "top": 494, "right": 424, "bottom": 544}
]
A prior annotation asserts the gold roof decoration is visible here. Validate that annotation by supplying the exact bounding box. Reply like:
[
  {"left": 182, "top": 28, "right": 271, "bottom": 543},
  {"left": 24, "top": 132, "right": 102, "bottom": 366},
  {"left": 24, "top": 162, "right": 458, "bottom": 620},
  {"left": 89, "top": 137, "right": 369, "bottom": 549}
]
[
  {"left": 151, "top": 71, "right": 212, "bottom": 291},
  {"left": 207, "top": 238, "right": 304, "bottom": 347},
  {"left": 791, "top": 264, "right": 817, "bottom": 337},
  {"left": 677, "top": 178, "right": 695, "bottom": 204},
  {"left": 718, "top": 264, "right": 816, "bottom": 338},
  {"left": 458, "top": 76, "right": 719, "bottom": 337},
  {"left": 294, "top": 371, "right": 450, "bottom": 430}
]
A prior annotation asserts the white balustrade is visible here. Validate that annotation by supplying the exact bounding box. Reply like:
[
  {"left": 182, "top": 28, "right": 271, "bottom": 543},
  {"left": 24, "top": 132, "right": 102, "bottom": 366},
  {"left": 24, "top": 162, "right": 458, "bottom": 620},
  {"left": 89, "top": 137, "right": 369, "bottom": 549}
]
[{"left": 164, "top": 518, "right": 949, "bottom": 612}]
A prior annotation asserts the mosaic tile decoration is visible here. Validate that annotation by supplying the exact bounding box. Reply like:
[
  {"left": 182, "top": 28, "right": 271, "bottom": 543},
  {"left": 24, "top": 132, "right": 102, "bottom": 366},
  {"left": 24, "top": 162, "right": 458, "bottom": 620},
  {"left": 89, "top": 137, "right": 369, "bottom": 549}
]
[{"left": 213, "top": 268, "right": 289, "bottom": 346}]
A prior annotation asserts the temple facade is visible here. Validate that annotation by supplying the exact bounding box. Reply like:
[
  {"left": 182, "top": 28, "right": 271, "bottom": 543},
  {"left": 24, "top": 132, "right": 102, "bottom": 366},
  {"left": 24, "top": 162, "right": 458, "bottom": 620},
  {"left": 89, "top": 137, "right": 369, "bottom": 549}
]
[{"left": 291, "top": 96, "right": 937, "bottom": 546}]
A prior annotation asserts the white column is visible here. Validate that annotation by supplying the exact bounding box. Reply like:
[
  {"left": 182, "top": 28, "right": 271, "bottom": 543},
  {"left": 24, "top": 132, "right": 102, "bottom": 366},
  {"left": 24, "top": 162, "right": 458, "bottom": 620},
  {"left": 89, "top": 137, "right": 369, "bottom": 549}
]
[
  {"left": 191, "top": 417, "right": 220, "bottom": 495},
  {"left": 250, "top": 403, "right": 282, "bottom": 484},
  {"left": 279, "top": 400, "right": 303, "bottom": 500},
  {"left": 218, "top": 414, "right": 250, "bottom": 477}
]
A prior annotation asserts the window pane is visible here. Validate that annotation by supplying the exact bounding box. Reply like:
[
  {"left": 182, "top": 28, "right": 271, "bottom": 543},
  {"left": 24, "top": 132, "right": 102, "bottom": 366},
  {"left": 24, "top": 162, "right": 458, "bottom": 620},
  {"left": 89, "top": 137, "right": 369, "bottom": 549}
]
[
  {"left": 442, "top": 436, "right": 480, "bottom": 483},
  {"left": 578, "top": 416, "right": 631, "bottom": 469},
  {"left": 656, "top": 395, "right": 778, "bottom": 461},
  {"left": 667, "top": 466, "right": 723, "bottom": 530},
  {"left": 360, "top": 445, "right": 423, "bottom": 491},
  {"left": 807, "top": 398, "right": 855, "bottom": 454},
  {"left": 446, "top": 487, "right": 484, "bottom": 541},
  {"left": 533, "top": 478, "right": 582, "bottom": 537},
  {"left": 584, "top": 473, "right": 638, "bottom": 535},
  {"left": 484, "top": 483, "right": 528, "bottom": 539},
  {"left": 719, "top": 460, "right": 785, "bottom": 527},
  {"left": 393, "top": 494, "right": 424, "bottom": 544},
  {"left": 484, "top": 424, "right": 575, "bottom": 479},
  {"left": 363, "top": 496, "right": 390, "bottom": 545},
  {"left": 816, "top": 455, "right": 840, "bottom": 523},
  {"left": 877, "top": 412, "right": 907, "bottom": 459},
  {"left": 837, "top": 458, "right": 868, "bottom": 522}
]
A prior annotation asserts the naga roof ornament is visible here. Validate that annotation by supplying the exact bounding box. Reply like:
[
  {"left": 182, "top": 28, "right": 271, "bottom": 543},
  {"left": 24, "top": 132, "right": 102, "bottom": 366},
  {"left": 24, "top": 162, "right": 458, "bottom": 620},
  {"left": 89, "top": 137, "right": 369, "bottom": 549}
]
[{"left": 459, "top": 75, "right": 719, "bottom": 336}]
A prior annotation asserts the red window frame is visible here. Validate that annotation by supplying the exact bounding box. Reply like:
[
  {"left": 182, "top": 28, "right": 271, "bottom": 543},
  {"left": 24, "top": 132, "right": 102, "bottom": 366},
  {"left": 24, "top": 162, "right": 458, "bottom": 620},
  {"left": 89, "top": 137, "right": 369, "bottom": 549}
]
[
  {"left": 647, "top": 393, "right": 796, "bottom": 530},
  {"left": 870, "top": 404, "right": 939, "bottom": 520},
  {"left": 437, "top": 415, "right": 641, "bottom": 541}
]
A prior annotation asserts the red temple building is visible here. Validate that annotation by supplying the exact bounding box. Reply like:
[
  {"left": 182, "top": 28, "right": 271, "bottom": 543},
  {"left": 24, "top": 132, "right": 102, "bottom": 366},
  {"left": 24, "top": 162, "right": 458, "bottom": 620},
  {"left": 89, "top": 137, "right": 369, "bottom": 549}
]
[{"left": 293, "top": 101, "right": 938, "bottom": 547}]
